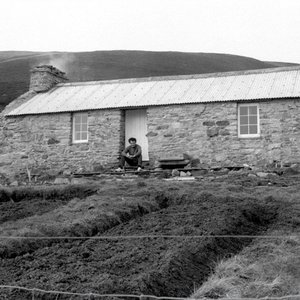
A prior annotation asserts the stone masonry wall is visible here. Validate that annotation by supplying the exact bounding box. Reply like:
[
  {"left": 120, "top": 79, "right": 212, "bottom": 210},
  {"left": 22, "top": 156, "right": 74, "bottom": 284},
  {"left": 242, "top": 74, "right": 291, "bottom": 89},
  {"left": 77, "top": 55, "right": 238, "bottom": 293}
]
[
  {"left": 30, "top": 66, "right": 68, "bottom": 92},
  {"left": 0, "top": 109, "right": 123, "bottom": 178},
  {"left": 146, "top": 99, "right": 300, "bottom": 167},
  {"left": 1, "top": 98, "right": 300, "bottom": 179}
]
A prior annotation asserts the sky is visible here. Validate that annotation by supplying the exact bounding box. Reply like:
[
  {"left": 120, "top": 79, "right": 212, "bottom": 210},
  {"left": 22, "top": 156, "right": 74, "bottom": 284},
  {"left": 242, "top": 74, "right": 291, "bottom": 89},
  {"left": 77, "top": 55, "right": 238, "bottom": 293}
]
[{"left": 1, "top": 0, "right": 300, "bottom": 63}]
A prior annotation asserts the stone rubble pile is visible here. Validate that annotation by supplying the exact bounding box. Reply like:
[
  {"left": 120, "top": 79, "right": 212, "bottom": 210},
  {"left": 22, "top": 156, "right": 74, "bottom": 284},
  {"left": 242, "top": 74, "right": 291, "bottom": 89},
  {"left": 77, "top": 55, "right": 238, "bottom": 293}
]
[{"left": 0, "top": 162, "right": 299, "bottom": 187}]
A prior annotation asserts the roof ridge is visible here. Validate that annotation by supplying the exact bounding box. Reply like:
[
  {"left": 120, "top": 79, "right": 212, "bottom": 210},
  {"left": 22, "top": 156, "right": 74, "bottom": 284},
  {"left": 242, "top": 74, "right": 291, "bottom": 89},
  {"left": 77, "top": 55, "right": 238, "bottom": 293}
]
[{"left": 57, "top": 66, "right": 300, "bottom": 87}]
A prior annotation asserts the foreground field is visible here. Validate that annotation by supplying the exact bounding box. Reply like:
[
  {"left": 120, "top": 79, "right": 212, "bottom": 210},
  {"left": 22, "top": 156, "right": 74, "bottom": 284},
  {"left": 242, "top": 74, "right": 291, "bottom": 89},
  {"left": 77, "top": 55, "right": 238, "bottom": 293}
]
[{"left": 0, "top": 175, "right": 299, "bottom": 299}]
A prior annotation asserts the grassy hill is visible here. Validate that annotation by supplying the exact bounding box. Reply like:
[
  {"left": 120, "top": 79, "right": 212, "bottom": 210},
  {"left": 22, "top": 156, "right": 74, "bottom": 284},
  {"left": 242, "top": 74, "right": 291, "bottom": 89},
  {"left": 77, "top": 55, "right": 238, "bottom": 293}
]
[{"left": 0, "top": 50, "right": 294, "bottom": 110}]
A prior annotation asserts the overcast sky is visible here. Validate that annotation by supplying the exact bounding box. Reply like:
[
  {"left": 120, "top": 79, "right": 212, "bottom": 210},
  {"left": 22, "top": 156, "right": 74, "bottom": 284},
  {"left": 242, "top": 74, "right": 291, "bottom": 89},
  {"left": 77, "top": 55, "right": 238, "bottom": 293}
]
[{"left": 1, "top": 0, "right": 300, "bottom": 63}]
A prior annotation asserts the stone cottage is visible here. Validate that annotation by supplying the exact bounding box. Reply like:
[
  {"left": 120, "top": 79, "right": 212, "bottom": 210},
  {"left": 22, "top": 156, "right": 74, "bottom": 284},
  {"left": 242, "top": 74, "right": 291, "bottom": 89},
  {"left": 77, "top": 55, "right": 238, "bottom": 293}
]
[{"left": 1, "top": 65, "right": 300, "bottom": 176}]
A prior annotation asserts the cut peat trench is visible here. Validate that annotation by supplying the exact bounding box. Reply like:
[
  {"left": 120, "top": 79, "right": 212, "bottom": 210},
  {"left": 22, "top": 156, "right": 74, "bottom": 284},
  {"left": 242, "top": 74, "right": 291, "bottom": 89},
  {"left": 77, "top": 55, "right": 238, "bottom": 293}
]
[
  {"left": 0, "top": 193, "right": 281, "bottom": 299},
  {"left": 96, "top": 195, "right": 280, "bottom": 297},
  {"left": 0, "top": 185, "right": 98, "bottom": 224}
]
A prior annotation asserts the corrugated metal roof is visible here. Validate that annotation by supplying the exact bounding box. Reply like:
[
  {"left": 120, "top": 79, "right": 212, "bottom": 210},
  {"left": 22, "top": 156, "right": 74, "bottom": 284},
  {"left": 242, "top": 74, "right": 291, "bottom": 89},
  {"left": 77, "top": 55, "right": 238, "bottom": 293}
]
[{"left": 6, "top": 66, "right": 300, "bottom": 116}]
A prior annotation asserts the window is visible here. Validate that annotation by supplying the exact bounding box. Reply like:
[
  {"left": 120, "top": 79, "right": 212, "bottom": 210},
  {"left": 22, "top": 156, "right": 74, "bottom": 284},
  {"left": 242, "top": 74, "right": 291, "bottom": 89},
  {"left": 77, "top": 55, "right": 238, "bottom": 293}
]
[
  {"left": 238, "top": 104, "right": 260, "bottom": 137},
  {"left": 73, "top": 113, "right": 88, "bottom": 143}
]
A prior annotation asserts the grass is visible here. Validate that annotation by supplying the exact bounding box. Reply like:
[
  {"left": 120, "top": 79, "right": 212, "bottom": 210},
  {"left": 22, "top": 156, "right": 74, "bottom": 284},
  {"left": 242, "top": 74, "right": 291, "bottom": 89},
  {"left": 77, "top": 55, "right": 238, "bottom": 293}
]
[
  {"left": 192, "top": 178, "right": 300, "bottom": 299},
  {"left": 192, "top": 233, "right": 300, "bottom": 299}
]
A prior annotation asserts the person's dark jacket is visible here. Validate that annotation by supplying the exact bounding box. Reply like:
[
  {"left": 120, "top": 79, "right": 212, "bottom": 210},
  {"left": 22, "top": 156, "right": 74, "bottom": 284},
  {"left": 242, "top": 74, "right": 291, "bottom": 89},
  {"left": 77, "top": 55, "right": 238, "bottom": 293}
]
[{"left": 121, "top": 144, "right": 142, "bottom": 157}]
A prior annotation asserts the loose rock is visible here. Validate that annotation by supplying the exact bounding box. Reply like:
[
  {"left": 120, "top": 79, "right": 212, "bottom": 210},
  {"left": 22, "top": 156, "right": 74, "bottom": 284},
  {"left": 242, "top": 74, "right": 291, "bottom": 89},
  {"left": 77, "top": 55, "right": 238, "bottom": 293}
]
[
  {"left": 256, "top": 172, "right": 269, "bottom": 178},
  {"left": 171, "top": 169, "right": 180, "bottom": 177},
  {"left": 9, "top": 180, "right": 19, "bottom": 186},
  {"left": 248, "top": 173, "right": 257, "bottom": 178},
  {"left": 54, "top": 177, "right": 70, "bottom": 185}
]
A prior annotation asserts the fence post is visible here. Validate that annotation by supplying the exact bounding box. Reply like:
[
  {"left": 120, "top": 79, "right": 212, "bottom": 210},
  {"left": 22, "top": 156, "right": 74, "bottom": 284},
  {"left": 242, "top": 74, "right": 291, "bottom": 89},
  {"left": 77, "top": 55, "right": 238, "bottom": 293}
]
[{"left": 32, "top": 288, "right": 36, "bottom": 300}]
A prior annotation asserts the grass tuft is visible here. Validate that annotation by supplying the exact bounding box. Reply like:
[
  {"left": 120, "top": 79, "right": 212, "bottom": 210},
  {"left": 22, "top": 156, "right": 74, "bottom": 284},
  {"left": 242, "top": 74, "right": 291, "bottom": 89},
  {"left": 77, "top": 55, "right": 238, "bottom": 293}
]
[{"left": 192, "top": 233, "right": 300, "bottom": 299}]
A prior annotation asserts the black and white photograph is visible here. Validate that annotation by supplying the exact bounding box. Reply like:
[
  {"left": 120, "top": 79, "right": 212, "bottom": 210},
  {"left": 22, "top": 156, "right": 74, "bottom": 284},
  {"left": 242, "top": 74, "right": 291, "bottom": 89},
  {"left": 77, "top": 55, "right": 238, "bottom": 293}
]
[{"left": 0, "top": 0, "right": 299, "bottom": 299}]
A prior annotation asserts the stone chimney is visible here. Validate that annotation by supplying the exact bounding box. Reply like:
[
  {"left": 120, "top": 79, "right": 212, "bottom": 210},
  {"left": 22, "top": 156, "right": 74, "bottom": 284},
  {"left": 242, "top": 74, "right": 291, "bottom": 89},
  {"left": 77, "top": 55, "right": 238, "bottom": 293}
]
[{"left": 29, "top": 65, "right": 68, "bottom": 92}]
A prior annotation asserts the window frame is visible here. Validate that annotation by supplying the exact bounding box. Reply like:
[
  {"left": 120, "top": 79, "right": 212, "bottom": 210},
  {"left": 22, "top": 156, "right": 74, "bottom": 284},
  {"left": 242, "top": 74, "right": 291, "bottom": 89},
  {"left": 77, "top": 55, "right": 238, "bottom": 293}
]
[
  {"left": 238, "top": 103, "right": 260, "bottom": 138},
  {"left": 72, "top": 112, "right": 88, "bottom": 143}
]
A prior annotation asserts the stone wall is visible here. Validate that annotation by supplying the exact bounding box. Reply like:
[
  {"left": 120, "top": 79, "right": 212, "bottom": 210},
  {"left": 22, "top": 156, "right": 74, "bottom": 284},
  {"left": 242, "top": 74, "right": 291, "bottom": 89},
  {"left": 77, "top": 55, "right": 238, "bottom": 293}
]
[
  {"left": 0, "top": 109, "right": 123, "bottom": 178},
  {"left": 146, "top": 99, "right": 300, "bottom": 167},
  {"left": 1, "top": 98, "right": 300, "bottom": 179}
]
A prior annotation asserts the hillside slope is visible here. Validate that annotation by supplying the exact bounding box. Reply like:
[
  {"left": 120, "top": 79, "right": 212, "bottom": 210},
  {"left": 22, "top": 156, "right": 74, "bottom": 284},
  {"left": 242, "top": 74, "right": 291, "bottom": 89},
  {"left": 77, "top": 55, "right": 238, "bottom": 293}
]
[{"left": 0, "top": 50, "right": 283, "bottom": 109}]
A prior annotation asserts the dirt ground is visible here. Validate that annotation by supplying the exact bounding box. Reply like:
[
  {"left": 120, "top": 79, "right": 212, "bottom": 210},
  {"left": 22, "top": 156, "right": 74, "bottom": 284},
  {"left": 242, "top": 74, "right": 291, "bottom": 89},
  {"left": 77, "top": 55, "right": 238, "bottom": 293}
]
[
  {"left": 0, "top": 198, "right": 70, "bottom": 224},
  {"left": 1, "top": 175, "right": 292, "bottom": 300}
]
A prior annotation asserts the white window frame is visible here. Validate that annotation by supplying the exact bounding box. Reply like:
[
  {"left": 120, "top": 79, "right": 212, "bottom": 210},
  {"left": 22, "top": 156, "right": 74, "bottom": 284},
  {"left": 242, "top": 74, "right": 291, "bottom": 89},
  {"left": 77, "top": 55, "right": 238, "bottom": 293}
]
[
  {"left": 238, "top": 104, "right": 260, "bottom": 138},
  {"left": 72, "top": 112, "right": 88, "bottom": 143}
]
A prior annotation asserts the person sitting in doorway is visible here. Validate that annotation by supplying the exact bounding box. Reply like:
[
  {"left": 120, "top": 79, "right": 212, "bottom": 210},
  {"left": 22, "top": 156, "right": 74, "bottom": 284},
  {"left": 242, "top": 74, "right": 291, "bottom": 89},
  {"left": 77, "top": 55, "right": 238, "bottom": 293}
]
[{"left": 116, "top": 137, "right": 143, "bottom": 172}]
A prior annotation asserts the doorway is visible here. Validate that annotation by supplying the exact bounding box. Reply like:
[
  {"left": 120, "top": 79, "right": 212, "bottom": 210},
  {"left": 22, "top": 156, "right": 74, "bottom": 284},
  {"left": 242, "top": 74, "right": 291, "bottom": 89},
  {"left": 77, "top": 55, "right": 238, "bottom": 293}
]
[{"left": 125, "top": 109, "right": 149, "bottom": 161}]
